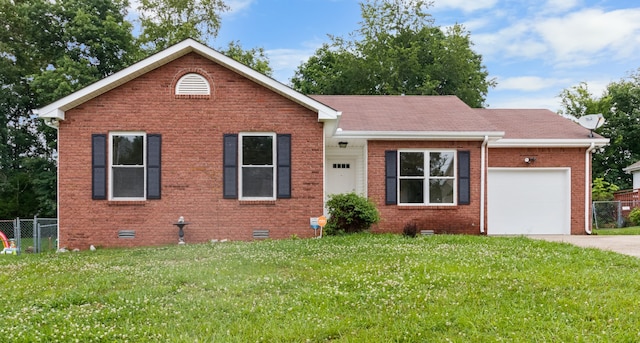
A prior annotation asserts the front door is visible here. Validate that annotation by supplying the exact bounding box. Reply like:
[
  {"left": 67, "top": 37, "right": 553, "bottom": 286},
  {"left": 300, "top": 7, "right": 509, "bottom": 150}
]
[{"left": 326, "top": 159, "right": 357, "bottom": 197}]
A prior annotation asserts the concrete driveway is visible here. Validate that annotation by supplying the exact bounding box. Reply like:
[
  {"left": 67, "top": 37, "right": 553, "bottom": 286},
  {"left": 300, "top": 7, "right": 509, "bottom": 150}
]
[{"left": 527, "top": 235, "right": 640, "bottom": 258}]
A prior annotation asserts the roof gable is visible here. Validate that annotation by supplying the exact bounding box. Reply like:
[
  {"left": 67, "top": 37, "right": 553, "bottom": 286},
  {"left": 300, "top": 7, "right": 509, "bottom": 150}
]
[{"left": 37, "top": 39, "right": 340, "bottom": 122}]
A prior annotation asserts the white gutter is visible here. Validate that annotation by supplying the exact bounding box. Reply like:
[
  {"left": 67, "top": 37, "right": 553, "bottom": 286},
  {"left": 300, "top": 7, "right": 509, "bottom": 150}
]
[
  {"left": 480, "top": 135, "right": 488, "bottom": 234},
  {"left": 490, "top": 138, "right": 609, "bottom": 148},
  {"left": 585, "top": 142, "right": 596, "bottom": 234},
  {"left": 334, "top": 130, "right": 504, "bottom": 141}
]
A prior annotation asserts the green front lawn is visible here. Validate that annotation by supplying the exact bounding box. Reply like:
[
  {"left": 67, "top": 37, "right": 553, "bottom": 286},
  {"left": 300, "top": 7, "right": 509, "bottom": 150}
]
[
  {"left": 594, "top": 226, "right": 640, "bottom": 235},
  {"left": 1, "top": 234, "right": 639, "bottom": 342}
]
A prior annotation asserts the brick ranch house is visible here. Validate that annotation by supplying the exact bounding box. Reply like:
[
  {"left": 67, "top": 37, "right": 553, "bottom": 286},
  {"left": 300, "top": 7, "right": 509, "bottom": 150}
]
[{"left": 37, "top": 39, "right": 608, "bottom": 249}]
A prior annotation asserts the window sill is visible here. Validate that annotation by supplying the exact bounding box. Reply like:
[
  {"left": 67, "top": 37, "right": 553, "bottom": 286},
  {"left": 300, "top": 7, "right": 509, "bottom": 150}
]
[
  {"left": 239, "top": 200, "right": 277, "bottom": 206},
  {"left": 397, "top": 205, "right": 458, "bottom": 210},
  {"left": 107, "top": 201, "right": 147, "bottom": 207}
]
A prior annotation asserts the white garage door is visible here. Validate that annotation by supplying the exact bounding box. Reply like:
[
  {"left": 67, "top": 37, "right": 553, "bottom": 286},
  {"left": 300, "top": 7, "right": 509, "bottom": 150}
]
[{"left": 488, "top": 168, "right": 571, "bottom": 235}]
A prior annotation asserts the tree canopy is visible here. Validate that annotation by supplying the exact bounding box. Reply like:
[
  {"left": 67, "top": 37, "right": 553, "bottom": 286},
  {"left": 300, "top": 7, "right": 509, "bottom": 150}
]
[
  {"left": 559, "top": 70, "right": 640, "bottom": 189},
  {"left": 291, "top": 0, "right": 495, "bottom": 108},
  {"left": 0, "top": 0, "right": 137, "bottom": 218},
  {"left": 136, "top": 0, "right": 229, "bottom": 52},
  {"left": 0, "top": 0, "right": 271, "bottom": 218}
]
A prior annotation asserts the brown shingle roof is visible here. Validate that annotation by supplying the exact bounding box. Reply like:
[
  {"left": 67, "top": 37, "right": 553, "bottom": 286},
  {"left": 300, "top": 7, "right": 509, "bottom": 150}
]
[
  {"left": 475, "top": 109, "right": 596, "bottom": 139},
  {"left": 311, "top": 95, "right": 498, "bottom": 132},
  {"left": 312, "top": 95, "right": 602, "bottom": 141}
]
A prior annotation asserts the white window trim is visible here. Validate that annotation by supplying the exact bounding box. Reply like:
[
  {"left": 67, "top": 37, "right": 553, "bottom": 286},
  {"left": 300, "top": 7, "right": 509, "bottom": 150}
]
[
  {"left": 109, "top": 132, "right": 147, "bottom": 201},
  {"left": 239, "top": 132, "right": 277, "bottom": 201},
  {"left": 398, "top": 149, "right": 457, "bottom": 206}
]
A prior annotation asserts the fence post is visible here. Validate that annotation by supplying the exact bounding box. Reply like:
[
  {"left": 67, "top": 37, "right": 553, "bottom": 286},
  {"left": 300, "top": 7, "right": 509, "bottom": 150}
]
[
  {"left": 14, "top": 217, "right": 21, "bottom": 255},
  {"left": 36, "top": 223, "right": 41, "bottom": 253},
  {"left": 33, "top": 215, "right": 38, "bottom": 253},
  {"left": 617, "top": 201, "right": 624, "bottom": 228}
]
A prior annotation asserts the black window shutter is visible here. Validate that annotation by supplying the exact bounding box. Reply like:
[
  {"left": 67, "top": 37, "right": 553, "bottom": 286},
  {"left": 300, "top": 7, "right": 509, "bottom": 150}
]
[
  {"left": 277, "top": 134, "right": 292, "bottom": 198},
  {"left": 223, "top": 134, "right": 238, "bottom": 199},
  {"left": 385, "top": 150, "right": 397, "bottom": 205},
  {"left": 92, "top": 134, "right": 107, "bottom": 200},
  {"left": 147, "top": 134, "right": 162, "bottom": 199},
  {"left": 458, "top": 150, "right": 471, "bottom": 205}
]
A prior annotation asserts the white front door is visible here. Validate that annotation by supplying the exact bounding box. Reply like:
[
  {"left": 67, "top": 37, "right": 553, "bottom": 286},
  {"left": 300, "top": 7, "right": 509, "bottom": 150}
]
[{"left": 326, "top": 159, "right": 357, "bottom": 196}]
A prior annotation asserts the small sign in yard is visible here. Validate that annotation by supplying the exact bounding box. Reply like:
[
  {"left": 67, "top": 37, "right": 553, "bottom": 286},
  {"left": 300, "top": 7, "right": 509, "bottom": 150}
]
[
  {"left": 317, "top": 216, "right": 327, "bottom": 228},
  {"left": 310, "top": 217, "right": 320, "bottom": 230},
  {"left": 310, "top": 215, "right": 328, "bottom": 238}
]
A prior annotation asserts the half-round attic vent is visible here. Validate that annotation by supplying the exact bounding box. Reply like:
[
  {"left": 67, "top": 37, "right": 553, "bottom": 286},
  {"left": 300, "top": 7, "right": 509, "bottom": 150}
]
[{"left": 175, "top": 73, "right": 210, "bottom": 95}]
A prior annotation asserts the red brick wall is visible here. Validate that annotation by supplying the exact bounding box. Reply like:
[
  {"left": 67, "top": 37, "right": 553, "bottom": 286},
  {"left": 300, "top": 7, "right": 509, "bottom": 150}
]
[
  {"left": 367, "top": 140, "right": 484, "bottom": 235},
  {"left": 368, "top": 144, "right": 590, "bottom": 235},
  {"left": 58, "top": 53, "right": 324, "bottom": 249},
  {"left": 487, "top": 147, "right": 588, "bottom": 234}
]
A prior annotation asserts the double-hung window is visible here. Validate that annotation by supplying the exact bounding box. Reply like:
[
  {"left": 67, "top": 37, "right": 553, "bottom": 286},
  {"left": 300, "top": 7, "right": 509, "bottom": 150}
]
[
  {"left": 110, "top": 132, "right": 146, "bottom": 200},
  {"left": 399, "top": 150, "right": 456, "bottom": 205},
  {"left": 239, "top": 133, "right": 276, "bottom": 199},
  {"left": 223, "top": 133, "right": 291, "bottom": 200}
]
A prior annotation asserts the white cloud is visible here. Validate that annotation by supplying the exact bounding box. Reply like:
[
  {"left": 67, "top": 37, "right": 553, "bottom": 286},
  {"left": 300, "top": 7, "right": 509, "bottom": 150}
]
[
  {"left": 224, "top": 0, "right": 255, "bottom": 15},
  {"left": 473, "top": 21, "right": 548, "bottom": 60},
  {"left": 266, "top": 47, "right": 317, "bottom": 84},
  {"left": 487, "top": 93, "right": 563, "bottom": 110},
  {"left": 460, "top": 17, "right": 492, "bottom": 32},
  {"left": 471, "top": 6, "right": 640, "bottom": 69},
  {"left": 535, "top": 8, "right": 640, "bottom": 64},
  {"left": 264, "top": 37, "right": 329, "bottom": 84},
  {"left": 432, "top": 0, "right": 498, "bottom": 13},
  {"left": 497, "top": 76, "right": 569, "bottom": 91},
  {"left": 267, "top": 49, "right": 312, "bottom": 70},
  {"left": 542, "top": 0, "right": 581, "bottom": 14},
  {"left": 574, "top": 78, "right": 613, "bottom": 99}
]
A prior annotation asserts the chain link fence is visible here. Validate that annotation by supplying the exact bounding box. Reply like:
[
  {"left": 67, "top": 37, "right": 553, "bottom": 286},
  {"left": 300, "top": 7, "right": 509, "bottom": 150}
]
[
  {"left": 592, "top": 201, "right": 638, "bottom": 229},
  {"left": 0, "top": 217, "right": 58, "bottom": 254}
]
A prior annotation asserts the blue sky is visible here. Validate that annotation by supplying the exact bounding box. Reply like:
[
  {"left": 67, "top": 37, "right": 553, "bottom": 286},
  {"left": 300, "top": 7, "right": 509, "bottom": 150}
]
[{"left": 208, "top": 0, "right": 640, "bottom": 111}]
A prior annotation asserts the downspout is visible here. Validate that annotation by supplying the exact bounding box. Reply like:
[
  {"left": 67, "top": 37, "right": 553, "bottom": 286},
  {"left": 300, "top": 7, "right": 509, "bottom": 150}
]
[
  {"left": 480, "top": 135, "right": 489, "bottom": 234},
  {"left": 41, "top": 116, "right": 61, "bottom": 247},
  {"left": 585, "top": 142, "right": 596, "bottom": 234}
]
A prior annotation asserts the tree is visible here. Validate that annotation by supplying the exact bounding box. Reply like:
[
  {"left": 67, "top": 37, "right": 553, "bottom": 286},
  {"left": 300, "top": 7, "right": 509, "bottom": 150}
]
[
  {"left": 0, "top": 0, "right": 137, "bottom": 217},
  {"left": 221, "top": 41, "right": 272, "bottom": 76},
  {"left": 291, "top": 0, "right": 495, "bottom": 107},
  {"left": 558, "top": 82, "right": 609, "bottom": 118},
  {"left": 596, "top": 71, "right": 640, "bottom": 188},
  {"left": 592, "top": 177, "right": 619, "bottom": 201},
  {"left": 559, "top": 69, "right": 640, "bottom": 189},
  {"left": 0, "top": 0, "right": 272, "bottom": 218},
  {"left": 136, "top": 0, "right": 229, "bottom": 52}
]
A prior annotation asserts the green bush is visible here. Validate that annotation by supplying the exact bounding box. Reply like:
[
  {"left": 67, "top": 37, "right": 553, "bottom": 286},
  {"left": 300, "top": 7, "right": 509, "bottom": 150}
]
[
  {"left": 629, "top": 207, "right": 640, "bottom": 226},
  {"left": 325, "top": 193, "right": 380, "bottom": 235}
]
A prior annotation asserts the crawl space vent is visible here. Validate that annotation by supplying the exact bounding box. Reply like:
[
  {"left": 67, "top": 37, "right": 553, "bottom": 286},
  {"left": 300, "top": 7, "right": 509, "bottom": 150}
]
[
  {"left": 118, "top": 230, "right": 136, "bottom": 239},
  {"left": 253, "top": 229, "right": 270, "bottom": 239}
]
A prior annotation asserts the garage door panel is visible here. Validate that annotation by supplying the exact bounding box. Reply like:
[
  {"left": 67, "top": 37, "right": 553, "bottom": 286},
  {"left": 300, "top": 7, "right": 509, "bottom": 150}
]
[{"left": 488, "top": 168, "right": 570, "bottom": 235}]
